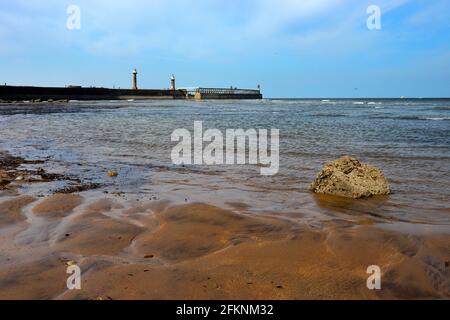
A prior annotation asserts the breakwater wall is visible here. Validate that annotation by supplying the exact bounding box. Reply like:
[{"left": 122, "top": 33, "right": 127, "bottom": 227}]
[{"left": 0, "top": 85, "right": 186, "bottom": 101}]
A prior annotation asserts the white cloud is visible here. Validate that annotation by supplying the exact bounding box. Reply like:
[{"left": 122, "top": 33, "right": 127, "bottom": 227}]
[
  {"left": 0, "top": 0, "right": 438, "bottom": 61},
  {"left": 245, "top": 0, "right": 343, "bottom": 35}
]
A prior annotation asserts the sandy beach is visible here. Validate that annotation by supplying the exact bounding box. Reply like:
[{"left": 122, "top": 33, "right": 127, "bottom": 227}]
[{"left": 0, "top": 152, "right": 449, "bottom": 300}]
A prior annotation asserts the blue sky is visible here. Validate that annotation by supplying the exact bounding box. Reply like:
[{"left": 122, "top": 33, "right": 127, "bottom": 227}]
[{"left": 0, "top": 0, "right": 449, "bottom": 98}]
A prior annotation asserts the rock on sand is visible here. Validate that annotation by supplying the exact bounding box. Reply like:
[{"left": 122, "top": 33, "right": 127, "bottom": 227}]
[{"left": 310, "top": 156, "right": 390, "bottom": 199}]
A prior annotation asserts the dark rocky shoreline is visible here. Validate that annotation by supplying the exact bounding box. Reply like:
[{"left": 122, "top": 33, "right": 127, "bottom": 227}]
[
  {"left": 0, "top": 99, "right": 69, "bottom": 104},
  {"left": 0, "top": 151, "right": 100, "bottom": 194}
]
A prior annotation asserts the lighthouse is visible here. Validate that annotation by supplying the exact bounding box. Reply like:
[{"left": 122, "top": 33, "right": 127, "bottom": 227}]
[
  {"left": 132, "top": 69, "right": 138, "bottom": 90},
  {"left": 170, "top": 74, "right": 176, "bottom": 93}
]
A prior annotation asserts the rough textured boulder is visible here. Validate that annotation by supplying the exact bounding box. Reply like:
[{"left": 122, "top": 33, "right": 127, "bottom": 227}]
[{"left": 310, "top": 156, "right": 390, "bottom": 199}]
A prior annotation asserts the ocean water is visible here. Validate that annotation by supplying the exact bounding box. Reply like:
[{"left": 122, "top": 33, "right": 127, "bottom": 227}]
[{"left": 0, "top": 99, "right": 449, "bottom": 230}]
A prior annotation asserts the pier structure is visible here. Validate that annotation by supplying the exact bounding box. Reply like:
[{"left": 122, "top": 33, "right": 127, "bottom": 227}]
[
  {"left": 132, "top": 69, "right": 138, "bottom": 90},
  {"left": 0, "top": 70, "right": 263, "bottom": 102},
  {"left": 184, "top": 87, "right": 263, "bottom": 100}
]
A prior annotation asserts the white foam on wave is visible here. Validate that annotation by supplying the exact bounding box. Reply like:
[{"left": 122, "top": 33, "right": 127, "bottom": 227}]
[
  {"left": 268, "top": 99, "right": 302, "bottom": 105},
  {"left": 424, "top": 117, "right": 450, "bottom": 121}
]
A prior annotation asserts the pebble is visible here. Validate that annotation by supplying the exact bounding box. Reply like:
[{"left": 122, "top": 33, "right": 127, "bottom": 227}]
[{"left": 107, "top": 170, "right": 118, "bottom": 177}]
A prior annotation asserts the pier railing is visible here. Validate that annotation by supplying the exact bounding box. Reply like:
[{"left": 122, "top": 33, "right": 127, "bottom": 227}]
[{"left": 184, "top": 87, "right": 261, "bottom": 95}]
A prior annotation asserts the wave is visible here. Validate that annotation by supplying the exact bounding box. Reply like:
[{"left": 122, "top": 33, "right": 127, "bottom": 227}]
[
  {"left": 424, "top": 117, "right": 450, "bottom": 121},
  {"left": 431, "top": 107, "right": 450, "bottom": 111},
  {"left": 314, "top": 113, "right": 347, "bottom": 118},
  {"left": 268, "top": 99, "right": 304, "bottom": 105},
  {"left": 370, "top": 115, "right": 450, "bottom": 121}
]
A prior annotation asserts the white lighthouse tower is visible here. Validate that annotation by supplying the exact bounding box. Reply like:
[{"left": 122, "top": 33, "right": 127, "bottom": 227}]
[
  {"left": 170, "top": 74, "right": 176, "bottom": 91},
  {"left": 132, "top": 69, "right": 138, "bottom": 90}
]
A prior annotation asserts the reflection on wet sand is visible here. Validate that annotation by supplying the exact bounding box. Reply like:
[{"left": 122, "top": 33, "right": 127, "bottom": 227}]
[
  {"left": 312, "top": 193, "right": 443, "bottom": 225},
  {"left": 0, "top": 193, "right": 448, "bottom": 300}
]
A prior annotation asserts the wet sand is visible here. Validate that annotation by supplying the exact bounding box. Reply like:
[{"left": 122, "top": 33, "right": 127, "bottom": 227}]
[
  {"left": 0, "top": 191, "right": 448, "bottom": 300},
  {"left": 0, "top": 151, "right": 449, "bottom": 299}
]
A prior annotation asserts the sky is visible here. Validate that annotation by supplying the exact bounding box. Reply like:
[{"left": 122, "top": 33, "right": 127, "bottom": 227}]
[{"left": 0, "top": 0, "right": 449, "bottom": 98}]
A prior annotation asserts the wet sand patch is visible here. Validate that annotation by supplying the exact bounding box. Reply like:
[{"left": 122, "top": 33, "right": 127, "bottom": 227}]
[
  {"left": 0, "top": 195, "right": 448, "bottom": 300},
  {"left": 133, "top": 203, "right": 293, "bottom": 262},
  {"left": 55, "top": 199, "right": 144, "bottom": 256},
  {"left": 75, "top": 204, "right": 450, "bottom": 299},
  {"left": 0, "top": 255, "right": 67, "bottom": 300},
  {"left": 60, "top": 220, "right": 449, "bottom": 300},
  {"left": 32, "top": 194, "right": 84, "bottom": 219},
  {"left": 0, "top": 196, "right": 36, "bottom": 226}
]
